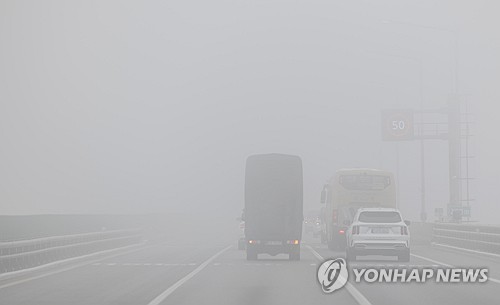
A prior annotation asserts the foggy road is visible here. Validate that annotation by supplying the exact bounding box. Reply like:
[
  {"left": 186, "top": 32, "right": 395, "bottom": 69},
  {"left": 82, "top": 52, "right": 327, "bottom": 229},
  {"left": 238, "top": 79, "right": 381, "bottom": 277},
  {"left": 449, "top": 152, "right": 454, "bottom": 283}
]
[
  {"left": 1, "top": 234, "right": 499, "bottom": 305},
  {"left": 2, "top": 2, "right": 500, "bottom": 304}
]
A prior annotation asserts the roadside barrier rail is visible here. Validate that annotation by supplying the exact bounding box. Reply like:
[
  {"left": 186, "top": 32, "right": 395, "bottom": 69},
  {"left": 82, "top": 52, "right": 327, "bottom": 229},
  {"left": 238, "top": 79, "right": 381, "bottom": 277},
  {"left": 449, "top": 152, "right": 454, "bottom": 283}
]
[
  {"left": 433, "top": 223, "right": 500, "bottom": 254},
  {"left": 0, "top": 229, "right": 142, "bottom": 273}
]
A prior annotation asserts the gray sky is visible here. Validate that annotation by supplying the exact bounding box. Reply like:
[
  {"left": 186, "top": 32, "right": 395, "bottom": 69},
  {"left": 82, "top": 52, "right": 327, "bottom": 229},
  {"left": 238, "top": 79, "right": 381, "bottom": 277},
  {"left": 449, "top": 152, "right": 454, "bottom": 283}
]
[{"left": 1, "top": 0, "right": 499, "bottom": 222}]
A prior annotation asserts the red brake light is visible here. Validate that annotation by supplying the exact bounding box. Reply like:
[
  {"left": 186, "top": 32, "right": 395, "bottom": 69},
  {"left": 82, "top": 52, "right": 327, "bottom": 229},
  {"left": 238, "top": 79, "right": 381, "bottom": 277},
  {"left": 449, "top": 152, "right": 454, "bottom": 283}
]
[{"left": 339, "top": 230, "right": 345, "bottom": 234}]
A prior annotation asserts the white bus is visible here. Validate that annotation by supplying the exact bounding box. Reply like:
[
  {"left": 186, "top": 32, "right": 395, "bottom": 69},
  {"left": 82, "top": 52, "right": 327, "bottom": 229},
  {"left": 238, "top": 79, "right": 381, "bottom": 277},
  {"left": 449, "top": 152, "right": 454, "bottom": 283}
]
[{"left": 320, "top": 168, "right": 396, "bottom": 250}]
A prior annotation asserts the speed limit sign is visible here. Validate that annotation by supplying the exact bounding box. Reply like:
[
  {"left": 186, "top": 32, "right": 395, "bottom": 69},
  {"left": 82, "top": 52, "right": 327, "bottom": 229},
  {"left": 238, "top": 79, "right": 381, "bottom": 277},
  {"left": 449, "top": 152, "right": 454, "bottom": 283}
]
[{"left": 381, "top": 109, "right": 414, "bottom": 141}]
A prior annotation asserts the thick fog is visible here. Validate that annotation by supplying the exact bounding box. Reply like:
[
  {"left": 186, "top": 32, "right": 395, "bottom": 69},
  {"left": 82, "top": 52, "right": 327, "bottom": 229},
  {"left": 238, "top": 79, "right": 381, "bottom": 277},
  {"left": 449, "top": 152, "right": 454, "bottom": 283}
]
[{"left": 1, "top": 0, "right": 499, "bottom": 223}]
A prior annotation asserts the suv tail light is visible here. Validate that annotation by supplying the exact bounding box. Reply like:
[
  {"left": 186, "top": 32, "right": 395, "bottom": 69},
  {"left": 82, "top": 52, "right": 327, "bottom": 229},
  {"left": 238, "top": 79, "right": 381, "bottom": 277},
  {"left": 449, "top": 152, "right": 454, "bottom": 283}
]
[
  {"left": 352, "top": 225, "right": 359, "bottom": 235},
  {"left": 401, "top": 226, "right": 408, "bottom": 235}
]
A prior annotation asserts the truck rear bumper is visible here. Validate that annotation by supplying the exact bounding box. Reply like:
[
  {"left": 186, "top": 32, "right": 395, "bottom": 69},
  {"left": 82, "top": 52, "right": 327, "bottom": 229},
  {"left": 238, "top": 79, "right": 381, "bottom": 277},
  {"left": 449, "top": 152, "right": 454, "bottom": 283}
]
[{"left": 246, "top": 240, "right": 300, "bottom": 255}]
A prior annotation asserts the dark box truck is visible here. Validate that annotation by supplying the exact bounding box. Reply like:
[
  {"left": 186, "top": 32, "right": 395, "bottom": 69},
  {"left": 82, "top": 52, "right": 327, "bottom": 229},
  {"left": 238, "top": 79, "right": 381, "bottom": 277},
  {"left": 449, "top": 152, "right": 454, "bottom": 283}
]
[{"left": 244, "top": 153, "right": 303, "bottom": 261}]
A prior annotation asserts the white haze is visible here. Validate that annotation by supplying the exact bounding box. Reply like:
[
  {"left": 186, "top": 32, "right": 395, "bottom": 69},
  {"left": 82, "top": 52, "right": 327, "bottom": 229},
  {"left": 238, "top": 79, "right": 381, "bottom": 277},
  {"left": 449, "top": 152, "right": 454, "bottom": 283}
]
[{"left": 0, "top": 0, "right": 499, "bottom": 223}]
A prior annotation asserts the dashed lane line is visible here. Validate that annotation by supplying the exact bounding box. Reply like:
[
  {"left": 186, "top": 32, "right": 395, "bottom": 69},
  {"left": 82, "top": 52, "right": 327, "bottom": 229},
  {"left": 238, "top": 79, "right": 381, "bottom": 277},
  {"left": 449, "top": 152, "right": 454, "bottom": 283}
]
[{"left": 411, "top": 252, "right": 500, "bottom": 284}]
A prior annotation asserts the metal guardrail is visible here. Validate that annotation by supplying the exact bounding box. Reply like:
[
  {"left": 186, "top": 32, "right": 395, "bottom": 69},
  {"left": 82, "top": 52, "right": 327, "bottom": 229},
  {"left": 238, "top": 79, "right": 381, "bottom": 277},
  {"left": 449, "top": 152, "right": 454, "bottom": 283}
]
[
  {"left": 433, "top": 223, "right": 500, "bottom": 255},
  {"left": 0, "top": 229, "right": 142, "bottom": 274}
]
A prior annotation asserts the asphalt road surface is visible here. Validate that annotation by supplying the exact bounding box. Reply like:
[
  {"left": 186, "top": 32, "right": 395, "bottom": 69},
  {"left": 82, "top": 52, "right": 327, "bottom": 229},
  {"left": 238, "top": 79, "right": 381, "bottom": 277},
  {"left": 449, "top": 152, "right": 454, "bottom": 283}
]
[{"left": 1, "top": 234, "right": 499, "bottom": 305}]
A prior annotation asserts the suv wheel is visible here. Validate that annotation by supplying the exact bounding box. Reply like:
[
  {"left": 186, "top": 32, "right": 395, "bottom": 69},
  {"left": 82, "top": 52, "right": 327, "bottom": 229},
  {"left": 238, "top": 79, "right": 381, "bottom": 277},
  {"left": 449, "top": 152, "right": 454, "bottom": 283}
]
[{"left": 398, "top": 249, "right": 410, "bottom": 262}]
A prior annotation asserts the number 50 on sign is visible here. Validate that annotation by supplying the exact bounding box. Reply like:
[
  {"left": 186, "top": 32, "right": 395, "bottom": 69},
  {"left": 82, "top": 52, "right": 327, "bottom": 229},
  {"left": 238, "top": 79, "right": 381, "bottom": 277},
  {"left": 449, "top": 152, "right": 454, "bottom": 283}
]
[{"left": 381, "top": 109, "right": 414, "bottom": 141}]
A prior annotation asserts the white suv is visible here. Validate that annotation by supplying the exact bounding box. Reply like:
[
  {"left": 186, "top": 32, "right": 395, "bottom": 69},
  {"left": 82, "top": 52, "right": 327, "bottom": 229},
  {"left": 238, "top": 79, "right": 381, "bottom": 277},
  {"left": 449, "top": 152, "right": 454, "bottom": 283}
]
[{"left": 346, "top": 208, "right": 410, "bottom": 262}]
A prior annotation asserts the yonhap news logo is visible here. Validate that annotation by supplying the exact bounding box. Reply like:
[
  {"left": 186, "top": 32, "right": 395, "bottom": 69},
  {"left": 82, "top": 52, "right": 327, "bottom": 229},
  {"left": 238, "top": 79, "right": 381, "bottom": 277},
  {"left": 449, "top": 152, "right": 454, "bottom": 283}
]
[
  {"left": 317, "top": 258, "right": 488, "bottom": 293},
  {"left": 352, "top": 267, "right": 488, "bottom": 283},
  {"left": 317, "top": 258, "right": 349, "bottom": 293}
]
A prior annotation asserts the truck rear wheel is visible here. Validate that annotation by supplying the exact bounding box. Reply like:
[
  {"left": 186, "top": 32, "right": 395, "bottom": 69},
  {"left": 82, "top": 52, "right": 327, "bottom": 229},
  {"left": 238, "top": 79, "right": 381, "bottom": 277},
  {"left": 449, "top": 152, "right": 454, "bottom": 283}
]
[
  {"left": 289, "top": 248, "right": 300, "bottom": 261},
  {"left": 246, "top": 247, "right": 258, "bottom": 260}
]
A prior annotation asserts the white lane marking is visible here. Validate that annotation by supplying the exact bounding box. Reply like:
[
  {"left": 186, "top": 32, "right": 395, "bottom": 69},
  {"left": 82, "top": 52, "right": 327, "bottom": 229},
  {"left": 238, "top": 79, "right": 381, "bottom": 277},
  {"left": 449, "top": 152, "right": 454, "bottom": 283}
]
[
  {"left": 348, "top": 263, "right": 440, "bottom": 268},
  {"left": 211, "top": 263, "right": 288, "bottom": 267},
  {"left": 432, "top": 242, "right": 500, "bottom": 259},
  {"left": 306, "top": 245, "right": 372, "bottom": 305},
  {"left": 147, "top": 245, "right": 231, "bottom": 305},
  {"left": 0, "top": 243, "right": 147, "bottom": 290},
  {"left": 102, "top": 261, "right": 310, "bottom": 268},
  {"left": 410, "top": 253, "right": 453, "bottom": 267},
  {"left": 411, "top": 253, "right": 500, "bottom": 284},
  {"left": 94, "top": 263, "right": 196, "bottom": 267}
]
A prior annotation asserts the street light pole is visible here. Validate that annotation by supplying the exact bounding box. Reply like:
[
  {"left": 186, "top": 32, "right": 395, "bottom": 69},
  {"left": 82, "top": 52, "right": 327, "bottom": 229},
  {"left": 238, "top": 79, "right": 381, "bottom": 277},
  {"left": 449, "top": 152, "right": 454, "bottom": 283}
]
[
  {"left": 381, "top": 20, "right": 460, "bottom": 222},
  {"left": 419, "top": 61, "right": 427, "bottom": 222},
  {"left": 370, "top": 50, "right": 426, "bottom": 221},
  {"left": 396, "top": 142, "right": 400, "bottom": 210}
]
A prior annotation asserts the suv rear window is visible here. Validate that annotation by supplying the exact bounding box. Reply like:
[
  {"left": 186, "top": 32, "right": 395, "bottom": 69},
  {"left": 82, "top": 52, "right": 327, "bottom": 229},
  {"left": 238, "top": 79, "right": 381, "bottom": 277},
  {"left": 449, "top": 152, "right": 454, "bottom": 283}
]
[{"left": 358, "top": 211, "right": 401, "bottom": 223}]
